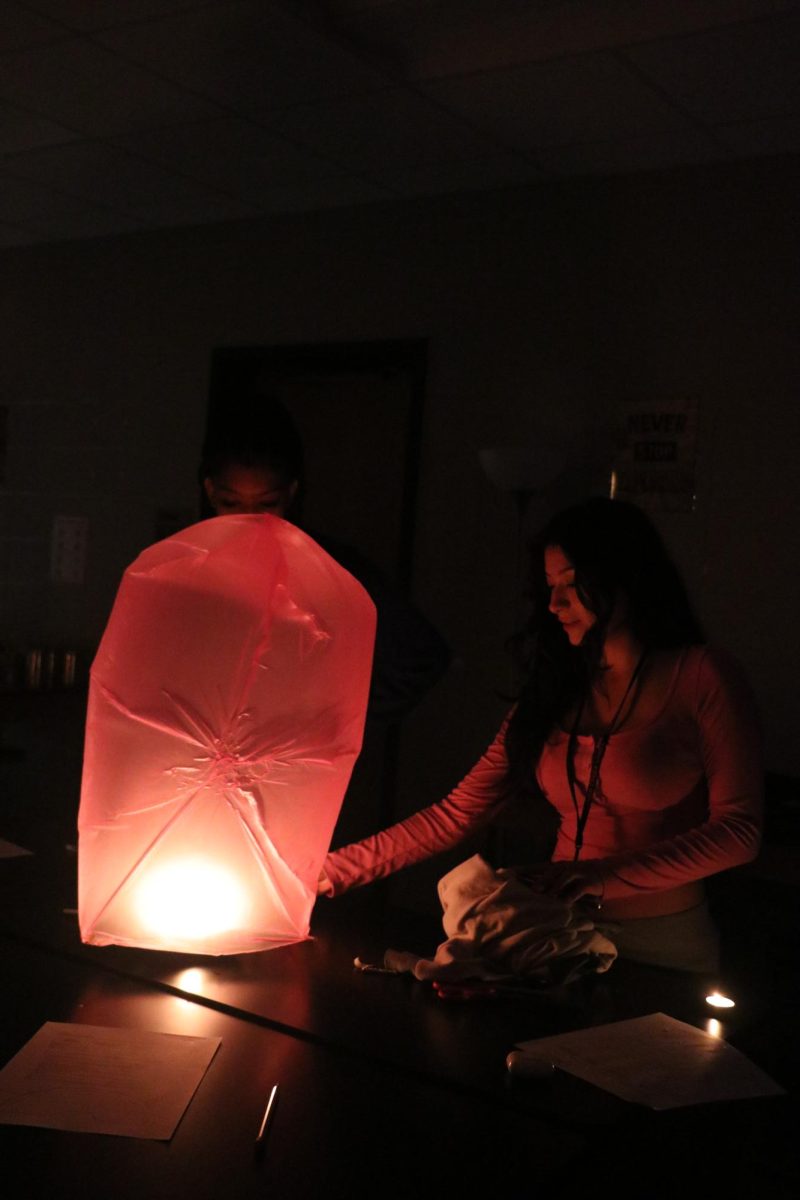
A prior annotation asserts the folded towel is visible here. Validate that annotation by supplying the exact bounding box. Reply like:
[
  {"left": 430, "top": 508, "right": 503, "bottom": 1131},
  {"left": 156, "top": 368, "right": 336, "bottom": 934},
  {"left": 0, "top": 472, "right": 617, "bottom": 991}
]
[{"left": 385, "top": 854, "right": 617, "bottom": 985}]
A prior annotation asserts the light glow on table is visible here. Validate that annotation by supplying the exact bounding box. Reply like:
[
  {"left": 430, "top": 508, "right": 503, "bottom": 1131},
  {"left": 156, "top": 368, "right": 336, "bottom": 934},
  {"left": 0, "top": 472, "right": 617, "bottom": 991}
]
[
  {"left": 173, "top": 967, "right": 211, "bottom": 994},
  {"left": 705, "top": 991, "right": 735, "bottom": 1009},
  {"left": 136, "top": 858, "right": 249, "bottom": 941}
]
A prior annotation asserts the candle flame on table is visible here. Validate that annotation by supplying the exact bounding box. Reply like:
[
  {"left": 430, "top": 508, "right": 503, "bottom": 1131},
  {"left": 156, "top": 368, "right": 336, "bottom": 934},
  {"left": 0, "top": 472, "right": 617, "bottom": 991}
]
[
  {"left": 136, "top": 858, "right": 248, "bottom": 940},
  {"left": 705, "top": 991, "right": 735, "bottom": 1009}
]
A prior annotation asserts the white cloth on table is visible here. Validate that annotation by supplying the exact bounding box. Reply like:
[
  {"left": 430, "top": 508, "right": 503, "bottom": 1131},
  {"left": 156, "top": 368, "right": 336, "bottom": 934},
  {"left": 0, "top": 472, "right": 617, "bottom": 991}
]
[{"left": 384, "top": 854, "right": 617, "bottom": 985}]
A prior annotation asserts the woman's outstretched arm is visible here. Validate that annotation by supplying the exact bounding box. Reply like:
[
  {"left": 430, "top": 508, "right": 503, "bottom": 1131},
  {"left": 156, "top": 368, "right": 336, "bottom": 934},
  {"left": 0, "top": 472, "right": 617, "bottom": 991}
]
[{"left": 321, "top": 715, "right": 512, "bottom": 895}]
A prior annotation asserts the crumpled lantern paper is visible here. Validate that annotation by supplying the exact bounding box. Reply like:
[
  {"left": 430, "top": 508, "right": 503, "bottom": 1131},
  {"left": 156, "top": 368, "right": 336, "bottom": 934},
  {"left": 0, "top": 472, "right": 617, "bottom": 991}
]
[{"left": 78, "top": 515, "right": 375, "bottom": 955}]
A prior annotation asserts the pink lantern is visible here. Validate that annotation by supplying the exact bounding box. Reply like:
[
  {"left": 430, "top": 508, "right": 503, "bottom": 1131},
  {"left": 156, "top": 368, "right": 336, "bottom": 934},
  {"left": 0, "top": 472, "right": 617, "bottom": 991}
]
[{"left": 78, "top": 515, "right": 375, "bottom": 955}]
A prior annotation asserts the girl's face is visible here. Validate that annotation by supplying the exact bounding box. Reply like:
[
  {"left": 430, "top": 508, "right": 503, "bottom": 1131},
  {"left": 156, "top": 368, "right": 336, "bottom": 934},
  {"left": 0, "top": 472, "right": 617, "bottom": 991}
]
[{"left": 544, "top": 545, "right": 597, "bottom": 646}]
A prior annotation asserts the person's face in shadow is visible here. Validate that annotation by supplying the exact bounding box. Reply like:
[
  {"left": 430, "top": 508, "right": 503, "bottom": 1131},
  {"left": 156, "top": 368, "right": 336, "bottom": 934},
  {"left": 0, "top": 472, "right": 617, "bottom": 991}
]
[{"left": 204, "top": 463, "right": 298, "bottom": 519}]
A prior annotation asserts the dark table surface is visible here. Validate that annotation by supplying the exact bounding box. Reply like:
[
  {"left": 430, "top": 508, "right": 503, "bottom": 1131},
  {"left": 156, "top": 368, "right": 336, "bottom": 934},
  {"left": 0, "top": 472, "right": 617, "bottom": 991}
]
[
  {"left": 1, "top": 837, "right": 798, "bottom": 1200},
  {"left": 3, "top": 932, "right": 602, "bottom": 1200}
]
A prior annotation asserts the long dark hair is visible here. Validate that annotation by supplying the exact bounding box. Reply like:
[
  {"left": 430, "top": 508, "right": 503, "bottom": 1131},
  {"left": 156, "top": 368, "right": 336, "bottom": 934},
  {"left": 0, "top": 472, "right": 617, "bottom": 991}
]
[{"left": 504, "top": 497, "right": 704, "bottom": 796}]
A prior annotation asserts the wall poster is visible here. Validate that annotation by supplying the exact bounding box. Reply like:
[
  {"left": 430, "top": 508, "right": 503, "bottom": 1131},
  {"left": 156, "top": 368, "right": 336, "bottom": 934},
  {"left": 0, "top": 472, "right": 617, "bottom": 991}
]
[{"left": 612, "top": 398, "right": 699, "bottom": 513}]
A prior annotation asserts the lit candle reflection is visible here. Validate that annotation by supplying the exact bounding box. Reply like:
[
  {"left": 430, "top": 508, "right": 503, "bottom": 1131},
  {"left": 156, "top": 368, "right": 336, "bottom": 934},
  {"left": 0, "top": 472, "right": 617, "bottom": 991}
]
[{"left": 173, "top": 967, "right": 210, "bottom": 995}]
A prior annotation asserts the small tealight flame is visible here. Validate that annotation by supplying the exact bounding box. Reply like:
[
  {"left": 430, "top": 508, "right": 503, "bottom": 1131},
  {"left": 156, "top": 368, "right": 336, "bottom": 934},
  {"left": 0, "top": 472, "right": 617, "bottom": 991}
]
[
  {"left": 705, "top": 991, "right": 735, "bottom": 1009},
  {"left": 136, "top": 857, "right": 248, "bottom": 941}
]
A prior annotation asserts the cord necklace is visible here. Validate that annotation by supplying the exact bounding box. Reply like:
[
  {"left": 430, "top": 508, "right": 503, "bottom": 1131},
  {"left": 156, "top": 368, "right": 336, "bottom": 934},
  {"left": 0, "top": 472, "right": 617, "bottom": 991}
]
[{"left": 566, "top": 650, "right": 648, "bottom": 862}]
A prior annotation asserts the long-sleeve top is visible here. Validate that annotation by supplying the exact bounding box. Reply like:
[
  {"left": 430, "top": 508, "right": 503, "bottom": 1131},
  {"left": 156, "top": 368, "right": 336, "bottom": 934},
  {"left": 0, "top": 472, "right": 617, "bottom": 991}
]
[{"left": 322, "top": 645, "right": 763, "bottom": 901}]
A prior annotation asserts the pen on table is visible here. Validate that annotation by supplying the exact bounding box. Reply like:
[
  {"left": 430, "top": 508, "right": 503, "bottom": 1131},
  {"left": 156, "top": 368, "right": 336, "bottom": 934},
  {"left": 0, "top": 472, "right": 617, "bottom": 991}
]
[
  {"left": 254, "top": 1083, "right": 279, "bottom": 1152},
  {"left": 506, "top": 1051, "right": 557, "bottom": 1081}
]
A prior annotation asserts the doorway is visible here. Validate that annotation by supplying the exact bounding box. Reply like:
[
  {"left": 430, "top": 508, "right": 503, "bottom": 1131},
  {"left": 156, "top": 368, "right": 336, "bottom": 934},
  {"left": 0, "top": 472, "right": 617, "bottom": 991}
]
[{"left": 204, "top": 340, "right": 429, "bottom": 846}]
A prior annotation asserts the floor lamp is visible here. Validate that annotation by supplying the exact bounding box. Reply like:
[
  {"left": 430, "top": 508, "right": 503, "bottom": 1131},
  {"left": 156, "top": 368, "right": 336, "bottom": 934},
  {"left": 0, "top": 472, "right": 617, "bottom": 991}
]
[{"left": 478, "top": 444, "right": 567, "bottom": 866}]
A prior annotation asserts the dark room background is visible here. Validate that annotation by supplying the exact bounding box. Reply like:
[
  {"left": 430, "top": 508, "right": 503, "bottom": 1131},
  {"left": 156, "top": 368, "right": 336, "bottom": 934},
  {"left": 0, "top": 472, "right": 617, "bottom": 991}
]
[{"left": 2, "top": 151, "right": 797, "bottom": 903}]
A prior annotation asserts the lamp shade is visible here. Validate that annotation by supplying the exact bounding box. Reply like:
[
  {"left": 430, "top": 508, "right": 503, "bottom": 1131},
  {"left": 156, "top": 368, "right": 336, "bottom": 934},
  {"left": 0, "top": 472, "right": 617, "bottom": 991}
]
[{"left": 78, "top": 515, "right": 375, "bottom": 955}]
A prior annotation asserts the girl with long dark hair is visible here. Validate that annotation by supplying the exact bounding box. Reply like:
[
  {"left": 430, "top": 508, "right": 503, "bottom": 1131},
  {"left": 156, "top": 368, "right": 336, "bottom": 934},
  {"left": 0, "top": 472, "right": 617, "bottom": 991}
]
[{"left": 321, "top": 498, "right": 762, "bottom": 972}]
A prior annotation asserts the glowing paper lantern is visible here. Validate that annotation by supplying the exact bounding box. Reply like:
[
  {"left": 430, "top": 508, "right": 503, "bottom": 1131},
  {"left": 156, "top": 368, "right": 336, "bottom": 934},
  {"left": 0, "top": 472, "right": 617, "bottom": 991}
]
[{"left": 78, "top": 515, "right": 375, "bottom": 955}]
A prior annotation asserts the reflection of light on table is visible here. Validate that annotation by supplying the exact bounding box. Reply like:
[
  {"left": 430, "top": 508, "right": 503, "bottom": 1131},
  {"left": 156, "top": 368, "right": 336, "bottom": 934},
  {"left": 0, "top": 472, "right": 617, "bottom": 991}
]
[
  {"left": 136, "top": 859, "right": 249, "bottom": 942},
  {"left": 173, "top": 967, "right": 210, "bottom": 994},
  {"left": 166, "top": 970, "right": 216, "bottom": 1037},
  {"left": 705, "top": 991, "right": 735, "bottom": 1009},
  {"left": 706, "top": 1018, "right": 723, "bottom": 1038}
]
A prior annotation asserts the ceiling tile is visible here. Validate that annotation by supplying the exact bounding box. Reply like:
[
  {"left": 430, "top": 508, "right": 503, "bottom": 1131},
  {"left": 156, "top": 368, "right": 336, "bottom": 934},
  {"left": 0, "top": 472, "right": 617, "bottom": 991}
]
[
  {"left": 0, "top": 220, "right": 42, "bottom": 247},
  {"left": 0, "top": 100, "right": 80, "bottom": 154},
  {"left": 261, "top": 87, "right": 502, "bottom": 173},
  {"left": 12, "top": 207, "right": 155, "bottom": 242},
  {"left": 0, "top": 1, "right": 797, "bottom": 249},
  {"left": 379, "top": 152, "right": 544, "bottom": 198},
  {"left": 623, "top": 14, "right": 800, "bottom": 126},
  {"left": 0, "top": 37, "right": 223, "bottom": 136},
  {"left": 0, "top": 0, "right": 67, "bottom": 53},
  {"left": 95, "top": 0, "right": 390, "bottom": 113},
  {"left": 717, "top": 115, "right": 800, "bottom": 156},
  {"left": 535, "top": 127, "right": 735, "bottom": 178},
  {"left": 423, "top": 51, "right": 695, "bottom": 152},
  {"left": 111, "top": 117, "right": 347, "bottom": 204},
  {"left": 125, "top": 191, "right": 261, "bottom": 226},
  {"left": 327, "top": 0, "right": 800, "bottom": 80},
  {"left": 241, "top": 173, "right": 393, "bottom": 214},
  {"left": 20, "top": 2, "right": 213, "bottom": 33},
  {"left": 5, "top": 140, "right": 237, "bottom": 210},
  {"left": 0, "top": 171, "right": 94, "bottom": 221}
]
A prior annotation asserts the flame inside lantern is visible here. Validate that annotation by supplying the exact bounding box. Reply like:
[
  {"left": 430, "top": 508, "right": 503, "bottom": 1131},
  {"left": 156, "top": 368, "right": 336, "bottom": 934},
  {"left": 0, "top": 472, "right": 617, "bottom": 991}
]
[{"left": 136, "top": 858, "right": 249, "bottom": 941}]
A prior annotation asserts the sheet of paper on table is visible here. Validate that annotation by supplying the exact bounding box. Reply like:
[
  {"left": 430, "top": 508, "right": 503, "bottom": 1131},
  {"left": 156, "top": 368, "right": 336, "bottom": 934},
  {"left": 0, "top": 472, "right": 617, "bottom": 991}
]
[
  {"left": 0, "top": 838, "right": 32, "bottom": 859},
  {"left": 0, "top": 1022, "right": 221, "bottom": 1139},
  {"left": 516, "top": 1012, "right": 785, "bottom": 1109}
]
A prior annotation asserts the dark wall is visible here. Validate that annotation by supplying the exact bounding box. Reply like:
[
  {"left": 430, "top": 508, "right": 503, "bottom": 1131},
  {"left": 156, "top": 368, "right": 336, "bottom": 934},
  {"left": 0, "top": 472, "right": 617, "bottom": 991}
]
[{"left": 1, "top": 154, "right": 796, "bottom": 878}]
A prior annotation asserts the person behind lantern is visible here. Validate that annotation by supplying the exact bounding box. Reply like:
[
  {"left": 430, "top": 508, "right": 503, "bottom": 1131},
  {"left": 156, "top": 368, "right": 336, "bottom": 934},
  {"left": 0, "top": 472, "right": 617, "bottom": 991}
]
[
  {"left": 319, "top": 497, "right": 763, "bottom": 974},
  {"left": 199, "top": 397, "right": 450, "bottom": 725}
]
